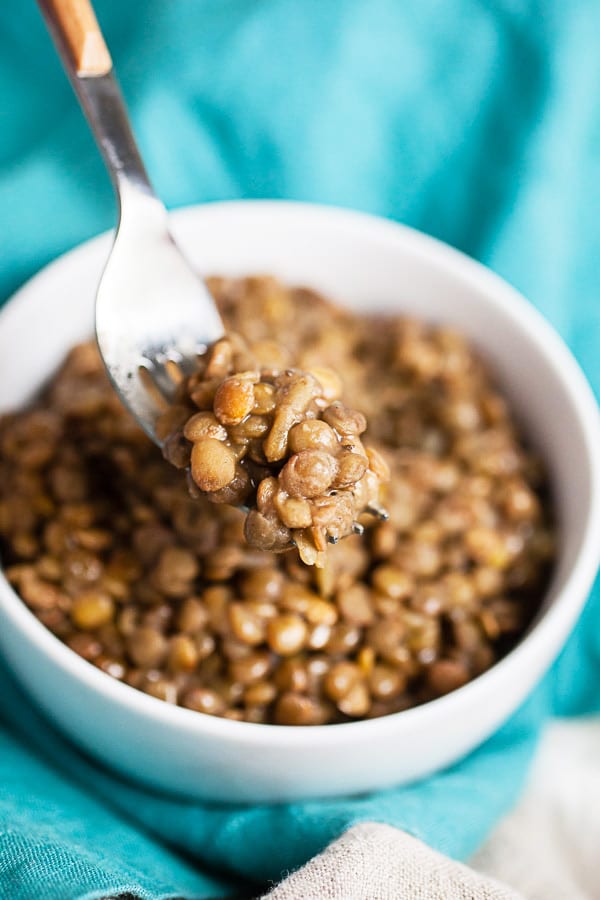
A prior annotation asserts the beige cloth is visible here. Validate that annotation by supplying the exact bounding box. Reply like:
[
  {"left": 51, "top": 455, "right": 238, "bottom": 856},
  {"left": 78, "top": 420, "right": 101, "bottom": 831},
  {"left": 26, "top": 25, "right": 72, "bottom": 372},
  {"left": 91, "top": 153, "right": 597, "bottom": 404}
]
[
  {"left": 263, "top": 718, "right": 600, "bottom": 900},
  {"left": 473, "top": 719, "right": 600, "bottom": 900},
  {"left": 262, "top": 822, "right": 522, "bottom": 900}
]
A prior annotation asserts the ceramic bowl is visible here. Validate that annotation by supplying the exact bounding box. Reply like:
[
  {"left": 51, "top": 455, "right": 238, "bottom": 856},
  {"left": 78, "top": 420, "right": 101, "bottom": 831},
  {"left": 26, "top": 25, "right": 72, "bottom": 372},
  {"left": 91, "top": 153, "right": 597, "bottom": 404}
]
[{"left": 1, "top": 201, "right": 599, "bottom": 802}]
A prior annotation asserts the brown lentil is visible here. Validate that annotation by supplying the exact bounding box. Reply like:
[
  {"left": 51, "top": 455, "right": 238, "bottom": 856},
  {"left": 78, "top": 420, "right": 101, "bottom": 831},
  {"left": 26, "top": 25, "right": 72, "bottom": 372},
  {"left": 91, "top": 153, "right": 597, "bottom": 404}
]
[
  {"left": 0, "top": 275, "right": 554, "bottom": 725},
  {"left": 267, "top": 614, "right": 308, "bottom": 656},
  {"left": 70, "top": 591, "right": 114, "bottom": 630}
]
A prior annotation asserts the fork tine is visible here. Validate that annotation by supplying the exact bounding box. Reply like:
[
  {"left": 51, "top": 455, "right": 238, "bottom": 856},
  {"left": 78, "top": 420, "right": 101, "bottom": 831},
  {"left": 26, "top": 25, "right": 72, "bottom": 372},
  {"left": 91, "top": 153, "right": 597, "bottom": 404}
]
[
  {"left": 137, "top": 365, "right": 170, "bottom": 410},
  {"left": 177, "top": 353, "right": 202, "bottom": 378},
  {"left": 164, "top": 358, "right": 184, "bottom": 384},
  {"left": 139, "top": 360, "right": 177, "bottom": 403},
  {"left": 138, "top": 346, "right": 203, "bottom": 414}
]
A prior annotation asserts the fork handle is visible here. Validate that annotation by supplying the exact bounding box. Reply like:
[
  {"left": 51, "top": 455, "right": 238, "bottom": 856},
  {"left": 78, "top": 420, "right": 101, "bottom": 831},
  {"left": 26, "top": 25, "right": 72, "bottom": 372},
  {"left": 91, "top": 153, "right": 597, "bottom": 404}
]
[
  {"left": 37, "top": 0, "right": 156, "bottom": 201},
  {"left": 37, "top": 0, "right": 112, "bottom": 76}
]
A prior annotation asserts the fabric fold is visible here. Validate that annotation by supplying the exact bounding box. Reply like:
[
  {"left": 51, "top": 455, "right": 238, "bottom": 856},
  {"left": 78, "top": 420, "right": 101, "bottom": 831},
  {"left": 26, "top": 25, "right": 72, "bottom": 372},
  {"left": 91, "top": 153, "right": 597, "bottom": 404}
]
[{"left": 262, "top": 823, "right": 524, "bottom": 900}]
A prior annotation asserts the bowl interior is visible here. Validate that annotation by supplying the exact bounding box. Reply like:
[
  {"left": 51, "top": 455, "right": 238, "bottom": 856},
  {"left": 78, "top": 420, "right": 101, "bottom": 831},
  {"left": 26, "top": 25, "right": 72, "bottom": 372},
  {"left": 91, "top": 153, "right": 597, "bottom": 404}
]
[{"left": 1, "top": 202, "right": 595, "bottom": 630}]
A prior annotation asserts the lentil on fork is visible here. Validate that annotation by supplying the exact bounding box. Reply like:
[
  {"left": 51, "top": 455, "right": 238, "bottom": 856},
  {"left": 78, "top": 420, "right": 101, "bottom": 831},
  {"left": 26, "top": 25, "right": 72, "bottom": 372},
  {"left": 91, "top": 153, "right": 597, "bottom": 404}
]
[{"left": 157, "top": 333, "right": 390, "bottom": 567}]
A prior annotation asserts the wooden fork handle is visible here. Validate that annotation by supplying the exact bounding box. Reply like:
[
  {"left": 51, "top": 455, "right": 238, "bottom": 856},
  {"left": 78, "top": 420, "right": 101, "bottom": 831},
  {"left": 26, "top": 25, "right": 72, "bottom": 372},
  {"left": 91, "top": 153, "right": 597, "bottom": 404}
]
[
  {"left": 38, "top": 0, "right": 112, "bottom": 77},
  {"left": 37, "top": 0, "right": 153, "bottom": 198}
]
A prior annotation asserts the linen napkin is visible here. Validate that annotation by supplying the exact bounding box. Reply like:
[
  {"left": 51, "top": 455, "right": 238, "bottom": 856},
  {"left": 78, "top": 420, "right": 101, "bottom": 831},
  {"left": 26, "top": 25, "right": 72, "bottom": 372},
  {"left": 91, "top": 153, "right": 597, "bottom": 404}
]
[
  {"left": 262, "top": 824, "right": 524, "bottom": 899},
  {"left": 1, "top": 1, "right": 600, "bottom": 898}
]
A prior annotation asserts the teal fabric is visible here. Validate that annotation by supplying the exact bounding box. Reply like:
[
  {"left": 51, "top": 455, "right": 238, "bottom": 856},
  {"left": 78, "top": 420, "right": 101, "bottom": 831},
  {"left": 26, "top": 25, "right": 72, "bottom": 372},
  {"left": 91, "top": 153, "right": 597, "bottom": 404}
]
[{"left": 1, "top": 1, "right": 599, "bottom": 898}]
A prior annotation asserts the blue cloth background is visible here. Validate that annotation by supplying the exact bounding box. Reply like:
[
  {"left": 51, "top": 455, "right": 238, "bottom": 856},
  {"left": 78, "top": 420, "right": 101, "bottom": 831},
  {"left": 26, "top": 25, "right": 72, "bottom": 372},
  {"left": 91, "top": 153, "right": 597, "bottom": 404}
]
[{"left": 1, "top": 1, "right": 599, "bottom": 898}]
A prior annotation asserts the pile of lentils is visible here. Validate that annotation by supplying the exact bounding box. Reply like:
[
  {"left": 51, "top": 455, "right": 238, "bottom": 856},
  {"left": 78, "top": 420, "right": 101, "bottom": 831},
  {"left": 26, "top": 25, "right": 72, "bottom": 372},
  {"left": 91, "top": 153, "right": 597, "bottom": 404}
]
[
  {"left": 0, "top": 276, "right": 554, "bottom": 725},
  {"left": 157, "top": 332, "right": 389, "bottom": 567}
]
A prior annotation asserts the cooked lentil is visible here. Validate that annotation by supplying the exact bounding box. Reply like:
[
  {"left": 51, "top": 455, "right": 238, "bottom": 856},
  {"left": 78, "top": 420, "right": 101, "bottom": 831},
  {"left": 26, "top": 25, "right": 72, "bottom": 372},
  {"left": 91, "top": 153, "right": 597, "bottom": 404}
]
[{"left": 0, "top": 275, "right": 554, "bottom": 725}]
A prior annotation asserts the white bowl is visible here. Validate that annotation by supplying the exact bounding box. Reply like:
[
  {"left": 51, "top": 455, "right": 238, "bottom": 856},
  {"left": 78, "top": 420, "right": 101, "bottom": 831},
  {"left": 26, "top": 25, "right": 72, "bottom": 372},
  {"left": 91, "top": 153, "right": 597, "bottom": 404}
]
[{"left": 1, "top": 201, "right": 599, "bottom": 803}]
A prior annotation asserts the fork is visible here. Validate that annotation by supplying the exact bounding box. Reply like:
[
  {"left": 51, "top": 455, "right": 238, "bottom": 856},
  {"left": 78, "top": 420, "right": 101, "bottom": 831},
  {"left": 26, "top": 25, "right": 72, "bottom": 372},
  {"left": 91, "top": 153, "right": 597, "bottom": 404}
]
[{"left": 37, "top": 0, "right": 225, "bottom": 442}]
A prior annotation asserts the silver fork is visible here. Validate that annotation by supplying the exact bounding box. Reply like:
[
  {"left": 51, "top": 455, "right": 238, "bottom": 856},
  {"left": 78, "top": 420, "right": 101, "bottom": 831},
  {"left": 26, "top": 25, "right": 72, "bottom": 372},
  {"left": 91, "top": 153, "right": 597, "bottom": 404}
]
[{"left": 38, "top": 0, "right": 225, "bottom": 442}]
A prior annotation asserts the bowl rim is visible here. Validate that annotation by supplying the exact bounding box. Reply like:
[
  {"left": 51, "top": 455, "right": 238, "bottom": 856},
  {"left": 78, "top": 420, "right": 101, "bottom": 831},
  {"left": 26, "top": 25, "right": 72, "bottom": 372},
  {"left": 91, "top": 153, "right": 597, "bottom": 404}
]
[{"left": 1, "top": 198, "right": 599, "bottom": 747}]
